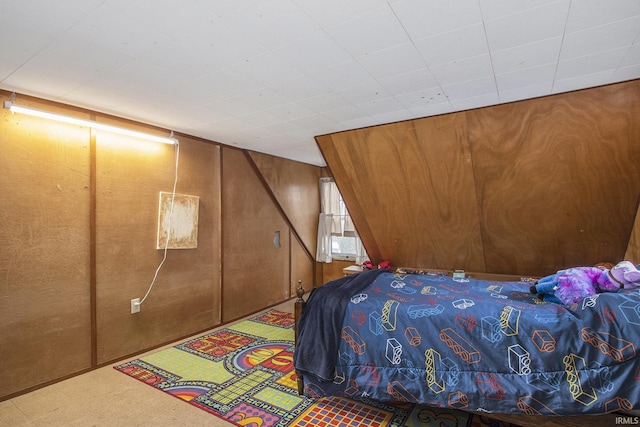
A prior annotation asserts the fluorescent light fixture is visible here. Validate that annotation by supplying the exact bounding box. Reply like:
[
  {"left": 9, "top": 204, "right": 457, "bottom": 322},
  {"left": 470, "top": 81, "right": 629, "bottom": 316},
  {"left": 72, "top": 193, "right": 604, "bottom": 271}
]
[{"left": 3, "top": 101, "right": 177, "bottom": 145}]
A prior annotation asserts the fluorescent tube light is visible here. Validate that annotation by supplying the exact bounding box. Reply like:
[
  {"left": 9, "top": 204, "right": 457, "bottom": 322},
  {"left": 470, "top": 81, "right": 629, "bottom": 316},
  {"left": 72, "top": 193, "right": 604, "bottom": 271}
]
[{"left": 3, "top": 101, "right": 177, "bottom": 145}]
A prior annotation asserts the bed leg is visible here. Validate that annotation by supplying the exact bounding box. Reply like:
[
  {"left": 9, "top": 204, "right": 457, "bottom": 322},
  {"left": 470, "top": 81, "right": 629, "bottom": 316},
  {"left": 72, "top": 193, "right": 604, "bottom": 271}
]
[{"left": 294, "top": 280, "right": 306, "bottom": 395}]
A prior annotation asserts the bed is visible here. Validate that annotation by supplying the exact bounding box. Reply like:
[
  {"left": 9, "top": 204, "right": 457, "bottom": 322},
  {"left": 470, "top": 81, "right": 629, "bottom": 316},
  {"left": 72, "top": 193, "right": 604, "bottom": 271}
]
[{"left": 293, "top": 268, "right": 640, "bottom": 418}]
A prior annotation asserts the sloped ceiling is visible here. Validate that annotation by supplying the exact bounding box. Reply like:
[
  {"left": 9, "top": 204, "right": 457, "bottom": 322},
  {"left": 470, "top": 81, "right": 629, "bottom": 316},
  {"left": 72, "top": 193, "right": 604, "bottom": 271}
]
[
  {"left": 317, "top": 80, "right": 640, "bottom": 275},
  {"left": 1, "top": 1, "right": 639, "bottom": 166}
]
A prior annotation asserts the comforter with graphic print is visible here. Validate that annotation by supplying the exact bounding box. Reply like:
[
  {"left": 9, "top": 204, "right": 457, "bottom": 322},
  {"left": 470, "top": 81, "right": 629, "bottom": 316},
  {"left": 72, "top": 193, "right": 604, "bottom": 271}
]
[{"left": 295, "top": 271, "right": 640, "bottom": 415}]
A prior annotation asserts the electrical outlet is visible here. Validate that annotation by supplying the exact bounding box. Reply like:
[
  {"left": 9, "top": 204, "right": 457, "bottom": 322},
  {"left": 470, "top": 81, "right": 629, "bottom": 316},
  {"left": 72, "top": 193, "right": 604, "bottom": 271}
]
[{"left": 131, "top": 298, "right": 141, "bottom": 314}]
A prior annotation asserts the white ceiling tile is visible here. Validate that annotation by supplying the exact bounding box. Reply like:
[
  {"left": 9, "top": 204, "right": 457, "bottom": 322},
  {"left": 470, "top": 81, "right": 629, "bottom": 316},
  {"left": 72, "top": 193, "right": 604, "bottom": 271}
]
[
  {"left": 321, "top": 105, "right": 368, "bottom": 122},
  {"left": 378, "top": 68, "right": 439, "bottom": 95},
  {"left": 262, "top": 120, "right": 309, "bottom": 136},
  {"left": 565, "top": 0, "right": 640, "bottom": 32},
  {"left": 293, "top": 0, "right": 388, "bottom": 27},
  {"left": 323, "top": 5, "right": 410, "bottom": 57},
  {"left": 496, "top": 63, "right": 557, "bottom": 92},
  {"left": 102, "top": 0, "right": 225, "bottom": 40},
  {"left": 390, "top": 0, "right": 483, "bottom": 40},
  {"left": 229, "top": 52, "right": 303, "bottom": 87},
  {"left": 0, "top": 5, "right": 69, "bottom": 66},
  {"left": 204, "top": 96, "right": 261, "bottom": 118},
  {"left": 491, "top": 37, "right": 563, "bottom": 75},
  {"left": 450, "top": 92, "right": 501, "bottom": 111},
  {"left": 485, "top": 1, "right": 569, "bottom": 51},
  {"left": 175, "top": 20, "right": 270, "bottom": 69},
  {"left": 334, "top": 81, "right": 392, "bottom": 106},
  {"left": 498, "top": 82, "right": 553, "bottom": 103},
  {"left": 620, "top": 43, "right": 640, "bottom": 68},
  {"left": 189, "top": 67, "right": 264, "bottom": 100},
  {"left": 63, "top": 84, "right": 130, "bottom": 114},
  {"left": 273, "top": 30, "right": 351, "bottom": 74},
  {"left": 552, "top": 70, "right": 616, "bottom": 94},
  {"left": 223, "top": 0, "right": 319, "bottom": 48},
  {"left": 139, "top": 41, "right": 220, "bottom": 80},
  {"left": 408, "top": 102, "right": 454, "bottom": 118},
  {"left": 356, "top": 43, "right": 426, "bottom": 79},
  {"left": 395, "top": 87, "right": 448, "bottom": 109},
  {"left": 288, "top": 115, "right": 337, "bottom": 134},
  {"left": 612, "top": 64, "right": 640, "bottom": 83},
  {"left": 369, "top": 109, "right": 413, "bottom": 124},
  {"left": 265, "top": 102, "right": 317, "bottom": 121},
  {"left": 430, "top": 55, "right": 494, "bottom": 86},
  {"left": 1, "top": 0, "right": 105, "bottom": 28},
  {"left": 309, "top": 60, "right": 374, "bottom": 91},
  {"left": 441, "top": 77, "right": 497, "bottom": 100},
  {"left": 414, "top": 24, "right": 489, "bottom": 67},
  {"left": 102, "top": 60, "right": 194, "bottom": 99},
  {"left": 3, "top": 68, "right": 82, "bottom": 100},
  {"left": 479, "top": 0, "right": 564, "bottom": 21},
  {"left": 555, "top": 47, "right": 628, "bottom": 81},
  {"left": 334, "top": 116, "right": 378, "bottom": 131},
  {"left": 297, "top": 92, "right": 351, "bottom": 114},
  {"left": 234, "top": 110, "right": 284, "bottom": 129},
  {"left": 269, "top": 74, "right": 330, "bottom": 100},
  {"left": 69, "top": 5, "right": 172, "bottom": 58},
  {"left": 560, "top": 16, "right": 640, "bottom": 60},
  {"left": 355, "top": 97, "right": 406, "bottom": 116},
  {"left": 14, "top": 32, "right": 133, "bottom": 88},
  {"left": 236, "top": 89, "right": 292, "bottom": 110}
]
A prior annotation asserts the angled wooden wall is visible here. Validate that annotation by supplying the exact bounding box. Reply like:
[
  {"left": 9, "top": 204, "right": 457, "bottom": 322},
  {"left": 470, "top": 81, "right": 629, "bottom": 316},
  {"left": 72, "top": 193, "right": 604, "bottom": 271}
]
[{"left": 318, "top": 80, "right": 640, "bottom": 276}]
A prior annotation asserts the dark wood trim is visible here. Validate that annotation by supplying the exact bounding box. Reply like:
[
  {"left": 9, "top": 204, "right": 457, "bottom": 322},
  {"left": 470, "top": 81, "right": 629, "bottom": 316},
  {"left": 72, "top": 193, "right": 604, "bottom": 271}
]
[
  {"left": 219, "top": 146, "right": 226, "bottom": 323},
  {"left": 89, "top": 125, "right": 97, "bottom": 368},
  {"left": 294, "top": 281, "right": 306, "bottom": 395}
]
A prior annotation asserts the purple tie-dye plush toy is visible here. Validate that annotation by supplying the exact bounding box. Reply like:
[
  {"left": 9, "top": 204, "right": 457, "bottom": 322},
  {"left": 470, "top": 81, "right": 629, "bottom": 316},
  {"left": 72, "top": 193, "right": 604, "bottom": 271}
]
[{"left": 530, "top": 261, "right": 640, "bottom": 305}]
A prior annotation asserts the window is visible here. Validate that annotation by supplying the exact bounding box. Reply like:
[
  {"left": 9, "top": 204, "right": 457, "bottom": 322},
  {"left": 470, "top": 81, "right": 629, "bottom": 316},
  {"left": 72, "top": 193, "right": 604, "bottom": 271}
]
[{"left": 316, "top": 178, "right": 367, "bottom": 263}]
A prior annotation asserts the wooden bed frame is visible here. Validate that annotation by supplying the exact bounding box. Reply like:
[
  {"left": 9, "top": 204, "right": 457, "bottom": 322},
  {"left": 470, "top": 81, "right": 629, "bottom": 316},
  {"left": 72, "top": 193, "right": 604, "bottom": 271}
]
[{"left": 292, "top": 276, "right": 624, "bottom": 427}]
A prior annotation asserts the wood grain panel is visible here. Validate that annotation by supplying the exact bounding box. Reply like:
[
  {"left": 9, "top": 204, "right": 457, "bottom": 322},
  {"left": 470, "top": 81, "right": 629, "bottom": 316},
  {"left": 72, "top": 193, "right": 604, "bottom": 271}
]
[
  {"left": 468, "top": 82, "right": 640, "bottom": 275},
  {"left": 222, "top": 148, "right": 290, "bottom": 322},
  {"left": 320, "top": 260, "right": 354, "bottom": 284},
  {"left": 626, "top": 205, "right": 640, "bottom": 264},
  {"left": 95, "top": 135, "right": 220, "bottom": 364},
  {"left": 291, "top": 232, "right": 314, "bottom": 296},
  {"left": 0, "top": 94, "right": 92, "bottom": 398},
  {"left": 317, "top": 113, "right": 485, "bottom": 272},
  {"left": 318, "top": 79, "right": 640, "bottom": 276},
  {"left": 249, "top": 152, "right": 321, "bottom": 259}
]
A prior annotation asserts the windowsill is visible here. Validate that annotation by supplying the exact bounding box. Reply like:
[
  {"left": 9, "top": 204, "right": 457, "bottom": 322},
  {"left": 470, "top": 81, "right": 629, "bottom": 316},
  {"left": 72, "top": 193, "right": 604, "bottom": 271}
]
[{"left": 331, "top": 254, "right": 357, "bottom": 262}]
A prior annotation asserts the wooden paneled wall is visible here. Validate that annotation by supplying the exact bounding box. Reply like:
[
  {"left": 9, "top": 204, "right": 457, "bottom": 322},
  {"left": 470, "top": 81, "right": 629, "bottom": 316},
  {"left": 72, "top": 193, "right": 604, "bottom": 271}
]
[
  {"left": 317, "top": 80, "right": 640, "bottom": 277},
  {"left": 625, "top": 206, "right": 640, "bottom": 265},
  {"left": 0, "top": 91, "right": 319, "bottom": 400}
]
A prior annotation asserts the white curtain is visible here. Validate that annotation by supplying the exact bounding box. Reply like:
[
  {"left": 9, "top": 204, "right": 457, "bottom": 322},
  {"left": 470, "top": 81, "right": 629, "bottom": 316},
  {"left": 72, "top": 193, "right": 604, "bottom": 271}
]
[
  {"left": 316, "top": 177, "right": 368, "bottom": 264},
  {"left": 354, "top": 231, "right": 367, "bottom": 265},
  {"left": 316, "top": 213, "right": 333, "bottom": 263}
]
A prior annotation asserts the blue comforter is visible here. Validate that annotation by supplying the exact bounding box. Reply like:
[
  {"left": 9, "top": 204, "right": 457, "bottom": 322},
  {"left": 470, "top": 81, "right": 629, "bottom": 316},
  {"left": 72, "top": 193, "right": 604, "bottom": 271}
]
[
  {"left": 295, "top": 268, "right": 385, "bottom": 381},
  {"left": 295, "top": 271, "right": 640, "bottom": 415}
]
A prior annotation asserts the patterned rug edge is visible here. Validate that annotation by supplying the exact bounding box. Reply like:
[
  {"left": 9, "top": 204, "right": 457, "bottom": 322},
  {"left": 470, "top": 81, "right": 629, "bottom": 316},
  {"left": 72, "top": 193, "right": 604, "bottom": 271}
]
[{"left": 113, "top": 309, "right": 514, "bottom": 427}]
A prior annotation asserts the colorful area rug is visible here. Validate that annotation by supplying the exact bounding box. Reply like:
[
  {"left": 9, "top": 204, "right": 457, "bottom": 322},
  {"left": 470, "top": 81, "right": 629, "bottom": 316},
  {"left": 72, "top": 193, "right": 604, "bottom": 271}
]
[{"left": 114, "top": 310, "right": 520, "bottom": 427}]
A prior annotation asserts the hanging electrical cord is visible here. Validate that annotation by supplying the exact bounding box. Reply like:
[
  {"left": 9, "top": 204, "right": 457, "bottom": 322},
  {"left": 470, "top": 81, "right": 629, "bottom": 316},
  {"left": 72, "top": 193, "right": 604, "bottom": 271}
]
[{"left": 140, "top": 136, "right": 180, "bottom": 305}]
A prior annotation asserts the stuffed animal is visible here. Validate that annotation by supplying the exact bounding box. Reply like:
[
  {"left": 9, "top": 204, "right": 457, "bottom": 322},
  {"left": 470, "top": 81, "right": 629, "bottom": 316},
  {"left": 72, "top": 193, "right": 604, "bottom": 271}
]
[
  {"left": 362, "top": 260, "right": 392, "bottom": 270},
  {"left": 530, "top": 261, "right": 640, "bottom": 305},
  {"left": 378, "top": 261, "right": 392, "bottom": 270}
]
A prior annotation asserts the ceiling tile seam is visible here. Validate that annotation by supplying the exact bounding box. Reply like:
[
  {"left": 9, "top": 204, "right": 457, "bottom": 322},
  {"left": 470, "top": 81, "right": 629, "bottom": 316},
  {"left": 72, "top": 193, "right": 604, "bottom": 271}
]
[
  {"left": 612, "top": 25, "right": 640, "bottom": 76},
  {"left": 549, "top": 0, "right": 573, "bottom": 94},
  {"left": 386, "top": 1, "right": 453, "bottom": 113},
  {"left": 477, "top": 0, "right": 500, "bottom": 104},
  {"left": 0, "top": 1, "right": 110, "bottom": 88}
]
